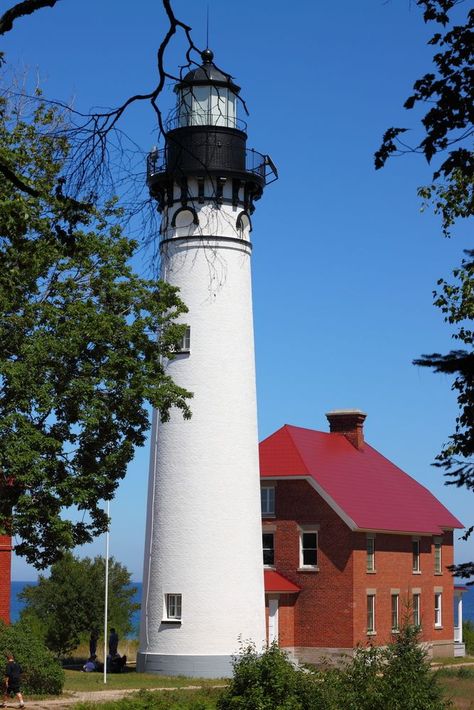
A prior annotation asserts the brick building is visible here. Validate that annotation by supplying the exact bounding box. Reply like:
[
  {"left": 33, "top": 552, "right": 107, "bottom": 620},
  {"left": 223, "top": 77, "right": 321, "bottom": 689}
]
[
  {"left": 0, "top": 533, "right": 12, "bottom": 624},
  {"left": 260, "top": 410, "right": 464, "bottom": 660}
]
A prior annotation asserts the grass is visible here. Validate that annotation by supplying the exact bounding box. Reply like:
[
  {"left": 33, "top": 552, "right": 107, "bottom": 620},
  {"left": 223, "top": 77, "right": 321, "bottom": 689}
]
[
  {"left": 71, "top": 687, "right": 223, "bottom": 709},
  {"left": 432, "top": 655, "right": 474, "bottom": 667},
  {"left": 63, "top": 667, "right": 227, "bottom": 692},
  {"left": 438, "top": 667, "right": 474, "bottom": 709}
]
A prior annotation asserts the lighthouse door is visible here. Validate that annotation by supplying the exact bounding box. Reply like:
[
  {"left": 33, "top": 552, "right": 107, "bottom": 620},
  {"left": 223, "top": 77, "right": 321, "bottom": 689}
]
[{"left": 268, "top": 598, "right": 279, "bottom": 644}]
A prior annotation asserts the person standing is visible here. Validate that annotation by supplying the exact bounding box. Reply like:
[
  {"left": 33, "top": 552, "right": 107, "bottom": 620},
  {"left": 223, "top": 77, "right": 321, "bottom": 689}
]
[
  {"left": 108, "top": 628, "right": 119, "bottom": 656},
  {"left": 89, "top": 630, "right": 98, "bottom": 658},
  {"left": 1, "top": 652, "right": 24, "bottom": 708}
]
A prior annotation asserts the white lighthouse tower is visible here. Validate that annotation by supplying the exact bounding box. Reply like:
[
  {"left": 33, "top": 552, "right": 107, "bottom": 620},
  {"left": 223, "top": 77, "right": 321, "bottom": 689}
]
[{"left": 137, "top": 49, "right": 277, "bottom": 677}]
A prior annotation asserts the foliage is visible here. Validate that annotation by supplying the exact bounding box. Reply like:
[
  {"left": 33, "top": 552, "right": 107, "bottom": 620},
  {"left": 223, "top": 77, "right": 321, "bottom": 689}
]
[
  {"left": 216, "top": 642, "right": 331, "bottom": 710},
  {"left": 0, "top": 619, "right": 64, "bottom": 695},
  {"left": 218, "top": 627, "right": 449, "bottom": 710},
  {"left": 73, "top": 687, "right": 222, "bottom": 709},
  {"left": 19, "top": 552, "right": 137, "bottom": 657},
  {"left": 0, "top": 93, "right": 192, "bottom": 568},
  {"left": 375, "top": 0, "right": 473, "bottom": 238},
  {"left": 463, "top": 619, "right": 474, "bottom": 655}
]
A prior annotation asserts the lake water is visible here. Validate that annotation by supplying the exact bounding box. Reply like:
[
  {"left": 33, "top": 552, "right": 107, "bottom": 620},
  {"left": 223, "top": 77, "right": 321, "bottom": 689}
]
[{"left": 10, "top": 581, "right": 474, "bottom": 638}]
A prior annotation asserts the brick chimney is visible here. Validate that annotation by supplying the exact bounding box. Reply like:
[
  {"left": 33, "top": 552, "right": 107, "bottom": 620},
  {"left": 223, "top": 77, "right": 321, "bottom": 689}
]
[{"left": 326, "top": 409, "right": 367, "bottom": 450}]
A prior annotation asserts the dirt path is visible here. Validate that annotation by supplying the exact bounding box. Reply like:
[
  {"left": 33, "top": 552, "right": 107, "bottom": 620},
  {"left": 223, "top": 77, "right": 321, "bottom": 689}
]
[{"left": 5, "top": 685, "right": 213, "bottom": 709}]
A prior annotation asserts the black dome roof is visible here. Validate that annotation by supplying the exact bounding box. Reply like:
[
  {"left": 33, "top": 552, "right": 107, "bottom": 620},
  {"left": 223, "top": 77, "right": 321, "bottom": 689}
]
[{"left": 175, "top": 49, "right": 241, "bottom": 93}]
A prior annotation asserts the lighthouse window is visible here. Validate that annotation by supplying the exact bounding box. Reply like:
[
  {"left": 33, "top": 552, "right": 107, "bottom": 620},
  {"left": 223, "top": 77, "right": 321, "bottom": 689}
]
[
  {"left": 175, "top": 326, "right": 191, "bottom": 353},
  {"left": 165, "top": 594, "right": 182, "bottom": 621},
  {"left": 193, "top": 86, "right": 210, "bottom": 125}
]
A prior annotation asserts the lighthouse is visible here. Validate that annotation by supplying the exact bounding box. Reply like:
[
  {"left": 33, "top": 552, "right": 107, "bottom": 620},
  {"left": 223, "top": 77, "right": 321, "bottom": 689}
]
[{"left": 137, "top": 49, "right": 277, "bottom": 677}]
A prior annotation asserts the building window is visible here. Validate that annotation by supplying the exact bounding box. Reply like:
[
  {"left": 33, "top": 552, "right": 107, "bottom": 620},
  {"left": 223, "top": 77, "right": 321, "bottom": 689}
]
[
  {"left": 366, "top": 535, "right": 375, "bottom": 572},
  {"left": 434, "top": 538, "right": 442, "bottom": 574},
  {"left": 261, "top": 487, "right": 275, "bottom": 516},
  {"left": 262, "top": 533, "right": 275, "bottom": 567},
  {"left": 175, "top": 326, "right": 191, "bottom": 353},
  {"left": 300, "top": 531, "right": 318, "bottom": 569},
  {"left": 165, "top": 593, "right": 182, "bottom": 621},
  {"left": 413, "top": 593, "right": 421, "bottom": 627},
  {"left": 434, "top": 592, "right": 442, "bottom": 628},
  {"left": 412, "top": 538, "right": 421, "bottom": 572},
  {"left": 367, "top": 594, "right": 376, "bottom": 634},
  {"left": 391, "top": 594, "right": 399, "bottom": 631}
]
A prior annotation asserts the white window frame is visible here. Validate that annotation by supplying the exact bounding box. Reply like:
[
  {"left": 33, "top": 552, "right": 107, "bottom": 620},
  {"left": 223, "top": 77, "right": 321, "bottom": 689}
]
[
  {"left": 366, "top": 534, "right": 375, "bottom": 572},
  {"left": 434, "top": 592, "right": 442, "bottom": 628},
  {"left": 262, "top": 532, "right": 275, "bottom": 567},
  {"left": 434, "top": 537, "right": 442, "bottom": 574},
  {"left": 261, "top": 486, "right": 275, "bottom": 516},
  {"left": 391, "top": 593, "right": 399, "bottom": 631},
  {"left": 299, "top": 528, "right": 318, "bottom": 570},
  {"left": 367, "top": 593, "right": 376, "bottom": 634},
  {"left": 175, "top": 326, "right": 191, "bottom": 353},
  {"left": 164, "top": 593, "right": 182, "bottom": 621},
  {"left": 413, "top": 592, "right": 421, "bottom": 627},
  {"left": 412, "top": 538, "right": 421, "bottom": 573}
]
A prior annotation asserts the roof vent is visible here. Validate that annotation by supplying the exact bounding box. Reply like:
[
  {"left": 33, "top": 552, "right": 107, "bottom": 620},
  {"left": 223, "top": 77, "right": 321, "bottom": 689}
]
[{"left": 326, "top": 409, "right": 367, "bottom": 450}]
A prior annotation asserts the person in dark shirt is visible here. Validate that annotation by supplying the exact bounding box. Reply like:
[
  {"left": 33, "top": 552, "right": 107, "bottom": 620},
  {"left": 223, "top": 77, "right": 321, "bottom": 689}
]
[
  {"left": 89, "top": 630, "right": 98, "bottom": 658},
  {"left": 108, "top": 628, "right": 119, "bottom": 656},
  {"left": 1, "top": 653, "right": 24, "bottom": 708}
]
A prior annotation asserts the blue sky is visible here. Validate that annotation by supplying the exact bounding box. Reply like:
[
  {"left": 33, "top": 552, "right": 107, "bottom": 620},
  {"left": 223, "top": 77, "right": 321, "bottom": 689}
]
[{"left": 3, "top": 0, "right": 472, "bottom": 581}]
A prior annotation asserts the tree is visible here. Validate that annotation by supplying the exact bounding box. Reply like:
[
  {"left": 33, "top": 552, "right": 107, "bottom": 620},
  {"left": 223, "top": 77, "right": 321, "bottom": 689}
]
[
  {"left": 19, "top": 552, "right": 137, "bottom": 657},
  {"left": 375, "top": 0, "right": 473, "bottom": 581},
  {"left": 0, "top": 92, "right": 192, "bottom": 569}
]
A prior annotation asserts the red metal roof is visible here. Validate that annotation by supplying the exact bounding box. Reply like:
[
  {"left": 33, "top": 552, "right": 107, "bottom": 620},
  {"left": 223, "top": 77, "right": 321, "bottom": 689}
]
[
  {"left": 264, "top": 569, "right": 300, "bottom": 593},
  {"left": 260, "top": 425, "right": 463, "bottom": 535}
]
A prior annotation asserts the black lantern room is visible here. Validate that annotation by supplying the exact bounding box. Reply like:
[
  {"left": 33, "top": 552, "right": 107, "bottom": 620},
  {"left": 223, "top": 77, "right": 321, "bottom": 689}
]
[{"left": 147, "top": 49, "right": 277, "bottom": 213}]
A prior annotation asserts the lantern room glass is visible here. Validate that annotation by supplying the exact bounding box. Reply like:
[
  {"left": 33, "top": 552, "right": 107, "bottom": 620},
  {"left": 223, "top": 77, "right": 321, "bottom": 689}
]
[{"left": 178, "top": 86, "right": 237, "bottom": 128}]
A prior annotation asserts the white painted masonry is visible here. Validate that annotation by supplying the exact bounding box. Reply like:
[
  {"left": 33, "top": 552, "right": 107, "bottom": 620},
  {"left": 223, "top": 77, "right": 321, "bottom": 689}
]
[{"left": 138, "top": 176, "right": 266, "bottom": 676}]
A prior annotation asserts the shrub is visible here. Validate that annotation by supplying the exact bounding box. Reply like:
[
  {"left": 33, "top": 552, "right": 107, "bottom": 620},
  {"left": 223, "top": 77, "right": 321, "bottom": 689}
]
[
  {"left": 0, "top": 620, "right": 64, "bottom": 695},
  {"left": 379, "top": 624, "right": 448, "bottom": 710},
  {"left": 463, "top": 620, "right": 474, "bottom": 655},
  {"left": 216, "top": 642, "right": 334, "bottom": 710},
  {"left": 73, "top": 688, "right": 221, "bottom": 709}
]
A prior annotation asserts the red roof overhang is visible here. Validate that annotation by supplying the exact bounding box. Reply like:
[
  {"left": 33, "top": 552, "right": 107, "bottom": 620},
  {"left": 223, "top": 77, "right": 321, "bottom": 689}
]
[{"left": 264, "top": 569, "right": 300, "bottom": 594}]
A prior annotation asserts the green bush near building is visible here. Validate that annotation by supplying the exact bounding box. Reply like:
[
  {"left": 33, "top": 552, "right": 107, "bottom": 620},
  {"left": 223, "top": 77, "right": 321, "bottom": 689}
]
[{"left": 0, "top": 620, "right": 64, "bottom": 695}]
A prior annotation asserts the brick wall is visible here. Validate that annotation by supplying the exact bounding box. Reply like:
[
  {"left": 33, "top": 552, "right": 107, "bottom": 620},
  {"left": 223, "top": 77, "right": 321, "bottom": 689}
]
[
  {"left": 0, "top": 534, "right": 12, "bottom": 624},
  {"left": 352, "top": 530, "right": 454, "bottom": 649},
  {"left": 264, "top": 479, "right": 456, "bottom": 655},
  {"left": 264, "top": 479, "right": 354, "bottom": 649}
]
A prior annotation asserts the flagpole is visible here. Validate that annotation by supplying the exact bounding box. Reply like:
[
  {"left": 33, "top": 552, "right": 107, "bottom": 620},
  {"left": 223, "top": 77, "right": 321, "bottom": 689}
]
[{"left": 103, "top": 500, "right": 110, "bottom": 685}]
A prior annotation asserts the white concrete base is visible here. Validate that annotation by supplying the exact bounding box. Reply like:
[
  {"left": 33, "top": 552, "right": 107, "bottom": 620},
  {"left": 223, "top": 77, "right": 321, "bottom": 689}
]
[{"left": 136, "top": 651, "right": 233, "bottom": 678}]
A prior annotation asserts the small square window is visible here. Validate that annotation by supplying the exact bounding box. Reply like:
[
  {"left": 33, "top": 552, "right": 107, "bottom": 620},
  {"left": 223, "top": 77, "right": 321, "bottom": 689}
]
[
  {"left": 300, "top": 531, "right": 318, "bottom": 568},
  {"left": 261, "top": 487, "right": 275, "bottom": 516},
  {"left": 262, "top": 533, "right": 274, "bottom": 566},
  {"left": 165, "top": 593, "right": 182, "bottom": 621}
]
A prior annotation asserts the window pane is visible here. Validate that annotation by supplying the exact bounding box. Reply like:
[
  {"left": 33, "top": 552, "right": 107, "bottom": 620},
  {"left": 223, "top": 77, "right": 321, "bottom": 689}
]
[
  {"left": 303, "top": 533, "right": 317, "bottom": 548},
  {"left": 413, "top": 594, "right": 420, "bottom": 626},
  {"left": 262, "top": 533, "right": 274, "bottom": 566},
  {"left": 367, "top": 537, "right": 375, "bottom": 571},
  {"left": 434, "top": 543, "right": 442, "bottom": 573},
  {"left": 391, "top": 594, "right": 399, "bottom": 630},
  {"left": 261, "top": 487, "right": 275, "bottom": 515},
  {"left": 303, "top": 548, "right": 317, "bottom": 566},
  {"left": 412, "top": 540, "right": 420, "bottom": 571},
  {"left": 367, "top": 595, "right": 375, "bottom": 632}
]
